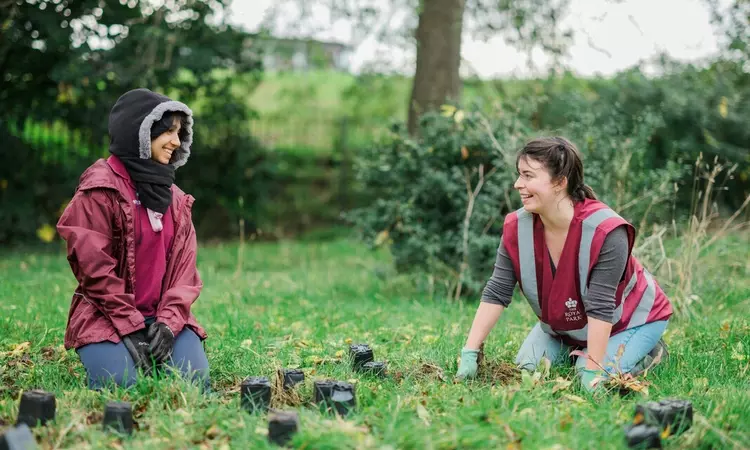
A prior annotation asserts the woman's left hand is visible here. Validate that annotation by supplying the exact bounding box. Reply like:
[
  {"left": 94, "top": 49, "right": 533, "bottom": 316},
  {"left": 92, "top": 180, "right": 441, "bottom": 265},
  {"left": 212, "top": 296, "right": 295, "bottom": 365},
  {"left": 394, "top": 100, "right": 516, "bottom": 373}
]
[{"left": 148, "top": 322, "right": 175, "bottom": 363}]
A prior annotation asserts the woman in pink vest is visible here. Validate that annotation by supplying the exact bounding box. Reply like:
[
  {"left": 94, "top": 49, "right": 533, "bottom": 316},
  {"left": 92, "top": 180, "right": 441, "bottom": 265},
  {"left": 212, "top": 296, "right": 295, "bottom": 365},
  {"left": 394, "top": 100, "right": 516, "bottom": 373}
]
[
  {"left": 456, "top": 137, "right": 672, "bottom": 391},
  {"left": 57, "top": 88, "right": 209, "bottom": 390}
]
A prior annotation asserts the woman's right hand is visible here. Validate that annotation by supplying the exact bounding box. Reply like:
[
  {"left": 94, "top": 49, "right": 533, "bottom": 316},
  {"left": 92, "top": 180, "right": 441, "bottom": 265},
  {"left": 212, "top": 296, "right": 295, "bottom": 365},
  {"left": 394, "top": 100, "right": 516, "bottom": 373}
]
[
  {"left": 122, "top": 329, "right": 152, "bottom": 375},
  {"left": 456, "top": 347, "right": 480, "bottom": 379}
]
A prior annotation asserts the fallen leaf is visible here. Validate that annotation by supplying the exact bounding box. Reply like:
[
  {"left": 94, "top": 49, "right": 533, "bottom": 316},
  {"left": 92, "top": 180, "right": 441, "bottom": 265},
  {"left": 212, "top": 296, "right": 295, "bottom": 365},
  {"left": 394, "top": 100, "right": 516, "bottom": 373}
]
[
  {"left": 563, "top": 394, "right": 586, "bottom": 404},
  {"left": 335, "top": 350, "right": 344, "bottom": 358},
  {"left": 1, "top": 342, "right": 31, "bottom": 358},
  {"left": 344, "top": 338, "right": 352, "bottom": 345},
  {"left": 460, "top": 146, "right": 469, "bottom": 160},
  {"left": 422, "top": 335, "right": 437, "bottom": 344},
  {"left": 551, "top": 377, "right": 573, "bottom": 393}
]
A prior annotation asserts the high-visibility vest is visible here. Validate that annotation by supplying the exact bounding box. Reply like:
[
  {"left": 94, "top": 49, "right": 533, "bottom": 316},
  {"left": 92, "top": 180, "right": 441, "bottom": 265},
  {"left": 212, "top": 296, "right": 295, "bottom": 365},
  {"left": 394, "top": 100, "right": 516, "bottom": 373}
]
[{"left": 502, "top": 199, "right": 672, "bottom": 347}]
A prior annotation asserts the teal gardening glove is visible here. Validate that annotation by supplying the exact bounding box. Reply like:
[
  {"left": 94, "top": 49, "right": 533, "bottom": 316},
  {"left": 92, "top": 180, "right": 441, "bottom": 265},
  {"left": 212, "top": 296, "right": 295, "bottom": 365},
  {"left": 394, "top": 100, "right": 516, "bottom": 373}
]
[
  {"left": 579, "top": 368, "right": 607, "bottom": 393},
  {"left": 456, "top": 347, "right": 480, "bottom": 379}
]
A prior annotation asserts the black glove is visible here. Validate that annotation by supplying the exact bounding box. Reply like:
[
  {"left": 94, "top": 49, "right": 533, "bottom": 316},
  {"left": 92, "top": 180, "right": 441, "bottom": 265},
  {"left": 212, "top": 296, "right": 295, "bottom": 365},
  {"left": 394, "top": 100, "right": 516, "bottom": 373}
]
[
  {"left": 122, "top": 329, "right": 152, "bottom": 375},
  {"left": 148, "top": 322, "right": 175, "bottom": 363}
]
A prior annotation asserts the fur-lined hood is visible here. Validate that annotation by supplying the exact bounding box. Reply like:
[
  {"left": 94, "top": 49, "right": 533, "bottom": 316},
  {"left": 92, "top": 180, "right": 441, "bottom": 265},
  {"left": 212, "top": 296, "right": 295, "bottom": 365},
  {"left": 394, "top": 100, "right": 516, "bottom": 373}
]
[{"left": 108, "top": 88, "right": 193, "bottom": 169}]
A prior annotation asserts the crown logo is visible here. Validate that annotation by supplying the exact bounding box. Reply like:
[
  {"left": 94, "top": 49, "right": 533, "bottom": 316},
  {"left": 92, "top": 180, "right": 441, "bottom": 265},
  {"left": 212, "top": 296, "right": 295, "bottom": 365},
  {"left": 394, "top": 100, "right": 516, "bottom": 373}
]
[{"left": 565, "top": 298, "right": 577, "bottom": 309}]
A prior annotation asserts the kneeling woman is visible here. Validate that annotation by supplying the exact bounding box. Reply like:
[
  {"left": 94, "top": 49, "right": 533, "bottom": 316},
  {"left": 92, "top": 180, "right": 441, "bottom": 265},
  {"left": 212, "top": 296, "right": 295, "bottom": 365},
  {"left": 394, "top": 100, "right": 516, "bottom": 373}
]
[
  {"left": 58, "top": 88, "right": 209, "bottom": 390},
  {"left": 457, "top": 137, "right": 672, "bottom": 391}
]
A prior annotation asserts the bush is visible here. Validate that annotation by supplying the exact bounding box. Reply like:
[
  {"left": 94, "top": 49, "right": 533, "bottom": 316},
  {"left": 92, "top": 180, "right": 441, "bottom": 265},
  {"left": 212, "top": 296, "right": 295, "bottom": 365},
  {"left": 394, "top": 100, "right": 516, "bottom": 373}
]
[{"left": 346, "top": 102, "right": 685, "bottom": 299}]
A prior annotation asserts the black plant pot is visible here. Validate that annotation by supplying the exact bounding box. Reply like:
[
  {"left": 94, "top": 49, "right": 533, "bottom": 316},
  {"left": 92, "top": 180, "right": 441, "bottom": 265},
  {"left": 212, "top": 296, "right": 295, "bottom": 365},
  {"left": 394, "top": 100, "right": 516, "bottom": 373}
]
[
  {"left": 241, "top": 376, "right": 272, "bottom": 413},
  {"left": 102, "top": 401, "right": 133, "bottom": 435},
  {"left": 0, "top": 423, "right": 36, "bottom": 450},
  {"left": 634, "top": 399, "right": 693, "bottom": 436},
  {"left": 282, "top": 369, "right": 305, "bottom": 390},
  {"left": 361, "top": 361, "right": 387, "bottom": 377},
  {"left": 349, "top": 344, "right": 374, "bottom": 370},
  {"left": 624, "top": 424, "right": 662, "bottom": 449},
  {"left": 268, "top": 411, "right": 299, "bottom": 446},
  {"left": 330, "top": 382, "right": 356, "bottom": 417},
  {"left": 16, "top": 390, "right": 55, "bottom": 428}
]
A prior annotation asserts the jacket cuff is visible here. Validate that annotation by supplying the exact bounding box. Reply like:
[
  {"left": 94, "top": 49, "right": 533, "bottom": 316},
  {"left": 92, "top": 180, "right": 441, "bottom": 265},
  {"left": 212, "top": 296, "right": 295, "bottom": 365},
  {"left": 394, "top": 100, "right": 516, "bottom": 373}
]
[
  {"left": 112, "top": 312, "right": 146, "bottom": 337},
  {"left": 155, "top": 310, "right": 186, "bottom": 336}
]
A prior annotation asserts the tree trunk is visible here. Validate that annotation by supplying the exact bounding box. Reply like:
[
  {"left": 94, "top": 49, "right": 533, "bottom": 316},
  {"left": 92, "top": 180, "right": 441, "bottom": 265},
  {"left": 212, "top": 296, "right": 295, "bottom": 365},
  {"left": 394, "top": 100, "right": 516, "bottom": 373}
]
[{"left": 407, "top": 0, "right": 466, "bottom": 135}]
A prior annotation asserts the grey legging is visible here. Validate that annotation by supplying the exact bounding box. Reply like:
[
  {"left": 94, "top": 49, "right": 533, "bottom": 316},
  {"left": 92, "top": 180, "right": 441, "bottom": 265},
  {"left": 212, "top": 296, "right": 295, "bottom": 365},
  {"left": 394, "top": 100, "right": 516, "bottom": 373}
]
[{"left": 77, "top": 327, "right": 209, "bottom": 391}]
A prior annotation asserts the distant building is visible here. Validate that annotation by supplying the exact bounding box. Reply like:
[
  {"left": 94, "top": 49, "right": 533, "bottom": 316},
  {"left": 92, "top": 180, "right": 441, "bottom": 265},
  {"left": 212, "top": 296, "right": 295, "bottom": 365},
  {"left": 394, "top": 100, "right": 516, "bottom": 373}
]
[{"left": 244, "top": 35, "right": 352, "bottom": 72}]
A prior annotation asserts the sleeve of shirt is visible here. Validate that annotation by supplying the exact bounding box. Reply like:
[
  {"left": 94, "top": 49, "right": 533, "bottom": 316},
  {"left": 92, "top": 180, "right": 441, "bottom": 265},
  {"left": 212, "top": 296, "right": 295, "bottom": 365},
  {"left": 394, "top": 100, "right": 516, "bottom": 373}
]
[
  {"left": 480, "top": 235, "right": 517, "bottom": 307},
  {"left": 582, "top": 225, "right": 629, "bottom": 323}
]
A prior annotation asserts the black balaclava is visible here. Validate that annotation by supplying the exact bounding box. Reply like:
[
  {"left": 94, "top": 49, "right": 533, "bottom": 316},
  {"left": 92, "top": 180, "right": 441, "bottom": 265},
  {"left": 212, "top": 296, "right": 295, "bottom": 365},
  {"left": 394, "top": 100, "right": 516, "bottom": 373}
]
[{"left": 108, "top": 88, "right": 194, "bottom": 214}]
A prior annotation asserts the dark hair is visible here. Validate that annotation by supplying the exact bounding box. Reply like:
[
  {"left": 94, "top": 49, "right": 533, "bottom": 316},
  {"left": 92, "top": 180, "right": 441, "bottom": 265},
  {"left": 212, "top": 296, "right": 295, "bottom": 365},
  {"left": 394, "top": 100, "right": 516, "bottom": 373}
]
[
  {"left": 516, "top": 136, "right": 597, "bottom": 202},
  {"left": 150, "top": 111, "right": 188, "bottom": 141}
]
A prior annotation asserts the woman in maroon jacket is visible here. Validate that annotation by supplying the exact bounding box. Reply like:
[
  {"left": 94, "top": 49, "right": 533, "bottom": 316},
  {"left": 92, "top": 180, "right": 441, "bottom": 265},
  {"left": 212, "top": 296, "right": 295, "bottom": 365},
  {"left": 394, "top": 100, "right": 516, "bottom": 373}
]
[{"left": 57, "top": 88, "right": 209, "bottom": 390}]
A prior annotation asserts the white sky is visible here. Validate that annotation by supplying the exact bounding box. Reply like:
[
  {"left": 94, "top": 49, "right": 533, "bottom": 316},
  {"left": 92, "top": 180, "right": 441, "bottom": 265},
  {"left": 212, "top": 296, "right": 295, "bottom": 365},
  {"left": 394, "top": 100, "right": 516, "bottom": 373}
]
[{"left": 227, "top": 0, "right": 723, "bottom": 78}]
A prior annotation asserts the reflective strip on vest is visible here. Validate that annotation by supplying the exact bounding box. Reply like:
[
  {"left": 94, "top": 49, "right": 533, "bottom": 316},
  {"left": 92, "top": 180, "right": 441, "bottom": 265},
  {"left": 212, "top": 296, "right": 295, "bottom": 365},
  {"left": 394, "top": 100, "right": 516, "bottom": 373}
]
[
  {"left": 517, "top": 209, "right": 542, "bottom": 317},
  {"left": 627, "top": 269, "right": 657, "bottom": 329},
  {"left": 539, "top": 321, "right": 558, "bottom": 336},
  {"left": 613, "top": 271, "right": 638, "bottom": 324},
  {"left": 579, "top": 208, "right": 620, "bottom": 298},
  {"left": 559, "top": 325, "right": 588, "bottom": 341}
]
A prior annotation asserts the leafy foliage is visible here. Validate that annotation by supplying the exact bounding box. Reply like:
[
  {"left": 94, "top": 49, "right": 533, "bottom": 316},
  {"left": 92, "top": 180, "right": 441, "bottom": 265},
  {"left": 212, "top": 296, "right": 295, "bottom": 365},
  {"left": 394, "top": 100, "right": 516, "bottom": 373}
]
[{"left": 0, "top": 0, "right": 265, "bottom": 244}]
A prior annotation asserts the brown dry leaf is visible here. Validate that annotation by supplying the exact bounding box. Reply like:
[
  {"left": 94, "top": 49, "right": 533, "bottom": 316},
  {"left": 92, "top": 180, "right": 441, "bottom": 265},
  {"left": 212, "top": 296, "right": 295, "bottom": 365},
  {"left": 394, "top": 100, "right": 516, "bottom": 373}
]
[
  {"left": 558, "top": 413, "right": 573, "bottom": 431},
  {"left": 416, "top": 403, "right": 431, "bottom": 427},
  {"left": 325, "top": 417, "right": 370, "bottom": 436},
  {"left": 563, "top": 394, "right": 586, "bottom": 404},
  {"left": 539, "top": 356, "right": 551, "bottom": 379},
  {"left": 1, "top": 342, "right": 31, "bottom": 358},
  {"left": 41, "top": 346, "right": 56, "bottom": 360},
  {"left": 461, "top": 146, "right": 469, "bottom": 160},
  {"left": 415, "top": 363, "right": 446, "bottom": 382},
  {"left": 551, "top": 377, "right": 573, "bottom": 393}
]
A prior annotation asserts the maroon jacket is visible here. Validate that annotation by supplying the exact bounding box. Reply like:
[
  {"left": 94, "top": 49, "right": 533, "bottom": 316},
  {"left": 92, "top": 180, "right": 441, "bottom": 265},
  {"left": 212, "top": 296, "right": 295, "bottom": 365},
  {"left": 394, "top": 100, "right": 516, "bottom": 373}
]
[{"left": 57, "top": 158, "right": 207, "bottom": 350}]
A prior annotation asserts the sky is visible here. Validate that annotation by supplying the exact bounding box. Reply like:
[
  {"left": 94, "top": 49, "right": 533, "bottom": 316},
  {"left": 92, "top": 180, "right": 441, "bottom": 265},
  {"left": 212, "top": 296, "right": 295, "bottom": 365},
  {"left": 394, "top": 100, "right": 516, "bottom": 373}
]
[{"left": 227, "top": 0, "right": 723, "bottom": 78}]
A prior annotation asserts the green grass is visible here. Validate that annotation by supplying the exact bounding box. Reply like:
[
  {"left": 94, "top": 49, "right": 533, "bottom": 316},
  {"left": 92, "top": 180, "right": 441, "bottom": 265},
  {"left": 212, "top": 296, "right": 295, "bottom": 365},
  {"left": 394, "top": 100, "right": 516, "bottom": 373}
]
[{"left": 0, "top": 232, "right": 748, "bottom": 449}]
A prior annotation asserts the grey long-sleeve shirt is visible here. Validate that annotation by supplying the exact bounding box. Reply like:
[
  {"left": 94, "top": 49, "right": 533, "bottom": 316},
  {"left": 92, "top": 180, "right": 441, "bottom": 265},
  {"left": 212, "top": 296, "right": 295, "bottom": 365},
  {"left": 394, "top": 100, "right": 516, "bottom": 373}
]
[{"left": 481, "top": 225, "right": 629, "bottom": 323}]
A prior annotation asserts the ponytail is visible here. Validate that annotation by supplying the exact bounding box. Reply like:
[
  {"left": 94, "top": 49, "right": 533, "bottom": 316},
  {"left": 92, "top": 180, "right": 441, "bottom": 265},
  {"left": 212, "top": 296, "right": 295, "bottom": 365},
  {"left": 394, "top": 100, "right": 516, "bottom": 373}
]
[{"left": 572, "top": 183, "right": 597, "bottom": 202}]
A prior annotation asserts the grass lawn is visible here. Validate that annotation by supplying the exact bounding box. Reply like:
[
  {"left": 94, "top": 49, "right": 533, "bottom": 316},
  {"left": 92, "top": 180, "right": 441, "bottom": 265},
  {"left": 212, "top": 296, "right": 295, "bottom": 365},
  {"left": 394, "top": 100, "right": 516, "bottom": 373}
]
[{"left": 0, "top": 232, "right": 748, "bottom": 449}]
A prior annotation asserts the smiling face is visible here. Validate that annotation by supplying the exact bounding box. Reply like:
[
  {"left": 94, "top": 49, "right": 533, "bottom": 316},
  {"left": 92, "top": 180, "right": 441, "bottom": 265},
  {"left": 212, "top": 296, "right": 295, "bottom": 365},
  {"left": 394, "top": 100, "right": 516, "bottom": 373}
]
[
  {"left": 514, "top": 155, "right": 568, "bottom": 214},
  {"left": 150, "top": 116, "right": 182, "bottom": 165}
]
